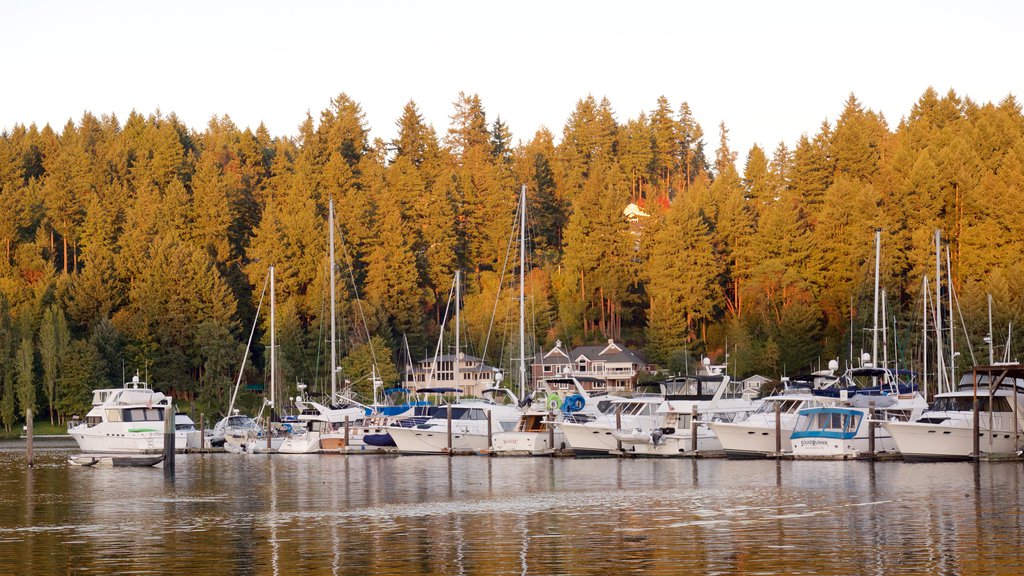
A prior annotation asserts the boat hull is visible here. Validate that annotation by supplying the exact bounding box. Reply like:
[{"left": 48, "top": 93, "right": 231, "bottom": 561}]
[
  {"left": 69, "top": 428, "right": 188, "bottom": 454},
  {"left": 557, "top": 422, "right": 629, "bottom": 456},
  {"left": 491, "top": 431, "right": 562, "bottom": 456},
  {"left": 388, "top": 425, "right": 491, "bottom": 454},
  {"left": 709, "top": 421, "right": 793, "bottom": 458},
  {"left": 881, "top": 420, "right": 1023, "bottom": 461}
]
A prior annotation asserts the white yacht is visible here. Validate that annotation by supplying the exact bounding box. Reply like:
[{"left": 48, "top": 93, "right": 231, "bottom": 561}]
[
  {"left": 619, "top": 364, "right": 763, "bottom": 457},
  {"left": 68, "top": 374, "right": 187, "bottom": 454},
  {"left": 387, "top": 388, "right": 522, "bottom": 454},
  {"left": 491, "top": 376, "right": 619, "bottom": 456},
  {"left": 880, "top": 365, "right": 1024, "bottom": 460},
  {"left": 557, "top": 395, "right": 662, "bottom": 457},
  {"left": 708, "top": 367, "right": 840, "bottom": 458}
]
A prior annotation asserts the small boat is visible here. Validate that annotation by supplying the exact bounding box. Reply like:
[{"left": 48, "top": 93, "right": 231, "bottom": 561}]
[{"left": 68, "top": 453, "right": 165, "bottom": 467}]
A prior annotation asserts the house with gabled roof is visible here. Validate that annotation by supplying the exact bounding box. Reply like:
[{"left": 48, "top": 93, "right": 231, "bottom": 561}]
[
  {"left": 402, "top": 353, "right": 500, "bottom": 398},
  {"left": 532, "top": 339, "right": 651, "bottom": 392}
]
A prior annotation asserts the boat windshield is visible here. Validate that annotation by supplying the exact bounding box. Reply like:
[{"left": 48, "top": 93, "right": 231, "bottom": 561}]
[
  {"left": 793, "top": 410, "right": 862, "bottom": 434},
  {"left": 929, "top": 395, "right": 1013, "bottom": 412},
  {"left": 754, "top": 399, "right": 806, "bottom": 415},
  {"left": 434, "top": 407, "right": 489, "bottom": 421}
]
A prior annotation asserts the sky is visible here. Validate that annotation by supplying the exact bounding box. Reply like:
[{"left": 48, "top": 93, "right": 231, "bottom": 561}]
[{"left": 3, "top": 0, "right": 1023, "bottom": 165}]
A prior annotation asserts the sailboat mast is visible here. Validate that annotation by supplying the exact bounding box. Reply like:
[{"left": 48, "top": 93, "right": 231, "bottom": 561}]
[
  {"left": 519, "top": 184, "right": 527, "bottom": 399},
  {"left": 270, "top": 265, "right": 276, "bottom": 414},
  {"left": 933, "top": 229, "right": 945, "bottom": 393},
  {"left": 922, "top": 276, "right": 928, "bottom": 398},
  {"left": 988, "top": 293, "right": 994, "bottom": 365},
  {"left": 329, "top": 199, "right": 337, "bottom": 401},
  {"left": 872, "top": 228, "right": 880, "bottom": 368},
  {"left": 454, "top": 269, "right": 460, "bottom": 394},
  {"left": 946, "top": 246, "right": 955, "bottom": 390}
]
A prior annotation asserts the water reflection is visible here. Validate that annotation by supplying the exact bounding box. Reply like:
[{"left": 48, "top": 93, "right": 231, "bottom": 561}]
[{"left": 1, "top": 442, "right": 1023, "bottom": 575}]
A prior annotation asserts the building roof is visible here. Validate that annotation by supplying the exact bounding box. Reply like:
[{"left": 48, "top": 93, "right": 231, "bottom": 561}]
[{"left": 535, "top": 339, "right": 646, "bottom": 366}]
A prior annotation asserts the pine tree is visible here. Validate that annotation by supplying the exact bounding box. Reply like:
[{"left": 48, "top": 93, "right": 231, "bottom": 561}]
[
  {"left": 643, "top": 191, "right": 723, "bottom": 363},
  {"left": 38, "top": 304, "right": 69, "bottom": 424},
  {"left": 16, "top": 336, "right": 35, "bottom": 418}
]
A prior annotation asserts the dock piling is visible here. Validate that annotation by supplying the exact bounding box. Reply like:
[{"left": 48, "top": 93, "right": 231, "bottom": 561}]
[{"left": 25, "top": 408, "right": 33, "bottom": 468}]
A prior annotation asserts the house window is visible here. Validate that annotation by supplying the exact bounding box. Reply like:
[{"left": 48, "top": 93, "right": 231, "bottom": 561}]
[
  {"left": 577, "top": 360, "right": 587, "bottom": 372},
  {"left": 593, "top": 380, "right": 606, "bottom": 389},
  {"left": 543, "top": 365, "right": 552, "bottom": 373}
]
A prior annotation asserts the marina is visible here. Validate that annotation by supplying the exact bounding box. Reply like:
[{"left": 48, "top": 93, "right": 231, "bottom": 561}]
[{"left": 3, "top": 438, "right": 1024, "bottom": 575}]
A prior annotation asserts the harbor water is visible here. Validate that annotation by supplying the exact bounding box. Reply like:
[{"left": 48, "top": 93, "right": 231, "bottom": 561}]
[{"left": 1, "top": 439, "right": 1022, "bottom": 575}]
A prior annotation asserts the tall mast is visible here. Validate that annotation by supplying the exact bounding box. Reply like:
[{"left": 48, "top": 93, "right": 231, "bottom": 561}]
[
  {"left": 454, "top": 269, "right": 460, "bottom": 393},
  {"left": 872, "top": 228, "right": 880, "bottom": 368},
  {"left": 519, "top": 184, "right": 527, "bottom": 399},
  {"left": 329, "top": 199, "right": 337, "bottom": 401},
  {"left": 988, "top": 293, "right": 994, "bottom": 365},
  {"left": 933, "top": 229, "right": 945, "bottom": 393},
  {"left": 922, "top": 276, "right": 928, "bottom": 399},
  {"left": 946, "top": 246, "right": 955, "bottom": 390},
  {"left": 270, "top": 265, "right": 276, "bottom": 414}
]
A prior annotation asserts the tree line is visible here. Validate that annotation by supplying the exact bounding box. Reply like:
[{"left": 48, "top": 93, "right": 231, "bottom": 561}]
[{"left": 2, "top": 87, "right": 1023, "bottom": 430}]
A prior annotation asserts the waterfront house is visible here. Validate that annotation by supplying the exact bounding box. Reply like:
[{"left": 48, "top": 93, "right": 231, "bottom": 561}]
[{"left": 532, "top": 339, "right": 651, "bottom": 392}]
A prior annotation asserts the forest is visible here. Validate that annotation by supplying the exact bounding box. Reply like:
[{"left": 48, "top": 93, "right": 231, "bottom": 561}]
[{"left": 2, "top": 87, "right": 1023, "bottom": 430}]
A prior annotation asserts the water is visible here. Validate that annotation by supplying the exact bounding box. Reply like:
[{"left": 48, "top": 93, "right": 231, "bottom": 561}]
[{"left": 2, "top": 440, "right": 1022, "bottom": 575}]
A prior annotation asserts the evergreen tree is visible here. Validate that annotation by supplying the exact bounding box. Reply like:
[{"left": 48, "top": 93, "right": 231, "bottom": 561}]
[
  {"left": 38, "top": 304, "right": 69, "bottom": 424},
  {"left": 16, "top": 336, "right": 35, "bottom": 418}
]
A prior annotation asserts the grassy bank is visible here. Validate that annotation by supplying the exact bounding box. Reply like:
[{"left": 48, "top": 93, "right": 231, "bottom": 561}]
[{"left": 1, "top": 419, "right": 68, "bottom": 440}]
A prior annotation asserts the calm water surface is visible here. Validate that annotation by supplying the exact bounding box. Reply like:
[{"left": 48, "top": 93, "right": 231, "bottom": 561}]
[{"left": 1, "top": 439, "right": 1022, "bottom": 575}]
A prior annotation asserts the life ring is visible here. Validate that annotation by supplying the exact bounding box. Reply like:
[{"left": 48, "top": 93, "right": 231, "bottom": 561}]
[
  {"left": 545, "top": 393, "right": 561, "bottom": 411},
  {"left": 562, "top": 394, "right": 585, "bottom": 413}
]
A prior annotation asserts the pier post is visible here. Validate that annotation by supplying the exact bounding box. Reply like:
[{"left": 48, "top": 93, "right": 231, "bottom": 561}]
[
  {"left": 486, "top": 410, "right": 492, "bottom": 450},
  {"left": 972, "top": 397, "right": 980, "bottom": 460},
  {"left": 163, "top": 404, "right": 175, "bottom": 474},
  {"left": 867, "top": 401, "right": 876, "bottom": 457},
  {"left": 615, "top": 404, "right": 623, "bottom": 453},
  {"left": 548, "top": 410, "right": 555, "bottom": 452},
  {"left": 447, "top": 404, "right": 453, "bottom": 455},
  {"left": 199, "top": 413, "right": 205, "bottom": 451},
  {"left": 690, "top": 404, "right": 698, "bottom": 453},
  {"left": 25, "top": 408, "right": 33, "bottom": 468},
  {"left": 266, "top": 410, "right": 272, "bottom": 452},
  {"left": 774, "top": 402, "right": 782, "bottom": 454},
  {"left": 344, "top": 416, "right": 350, "bottom": 448}
]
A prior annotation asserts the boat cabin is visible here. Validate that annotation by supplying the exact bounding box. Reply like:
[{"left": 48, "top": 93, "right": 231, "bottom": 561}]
[
  {"left": 515, "top": 413, "right": 551, "bottom": 433},
  {"left": 791, "top": 407, "right": 864, "bottom": 440}
]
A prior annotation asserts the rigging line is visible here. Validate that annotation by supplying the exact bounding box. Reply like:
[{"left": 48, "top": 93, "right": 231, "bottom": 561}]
[
  {"left": 313, "top": 257, "right": 328, "bottom": 393},
  {"left": 949, "top": 278, "right": 978, "bottom": 366},
  {"left": 228, "top": 268, "right": 269, "bottom": 417},
  {"left": 335, "top": 225, "right": 379, "bottom": 370},
  {"left": 481, "top": 193, "right": 523, "bottom": 363},
  {"left": 426, "top": 274, "right": 458, "bottom": 388}
]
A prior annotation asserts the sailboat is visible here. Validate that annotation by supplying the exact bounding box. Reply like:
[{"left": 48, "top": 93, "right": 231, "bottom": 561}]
[{"left": 221, "top": 265, "right": 287, "bottom": 454}]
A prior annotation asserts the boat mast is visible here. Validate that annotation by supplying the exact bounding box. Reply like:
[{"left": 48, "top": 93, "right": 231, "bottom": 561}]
[
  {"left": 519, "top": 184, "right": 527, "bottom": 399},
  {"left": 872, "top": 228, "right": 880, "bottom": 370},
  {"left": 987, "top": 293, "right": 994, "bottom": 365},
  {"left": 933, "top": 229, "right": 946, "bottom": 393},
  {"left": 329, "top": 198, "right": 338, "bottom": 402},
  {"left": 454, "top": 269, "right": 460, "bottom": 395},
  {"left": 946, "top": 246, "right": 955, "bottom": 392},
  {"left": 270, "top": 264, "right": 276, "bottom": 417},
  {"left": 922, "top": 276, "right": 928, "bottom": 399}
]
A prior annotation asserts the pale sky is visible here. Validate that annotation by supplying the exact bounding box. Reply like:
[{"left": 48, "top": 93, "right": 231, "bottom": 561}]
[{"left": 3, "top": 0, "right": 1022, "bottom": 165}]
